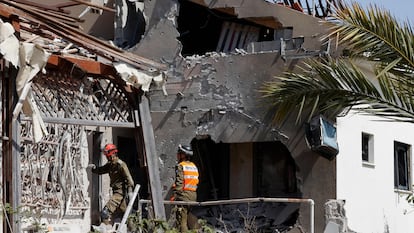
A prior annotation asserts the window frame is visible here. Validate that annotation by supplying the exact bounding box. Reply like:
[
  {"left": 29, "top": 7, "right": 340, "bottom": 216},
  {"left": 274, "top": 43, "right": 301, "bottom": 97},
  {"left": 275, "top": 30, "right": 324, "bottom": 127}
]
[
  {"left": 361, "top": 132, "right": 374, "bottom": 166},
  {"left": 394, "top": 141, "right": 411, "bottom": 191}
]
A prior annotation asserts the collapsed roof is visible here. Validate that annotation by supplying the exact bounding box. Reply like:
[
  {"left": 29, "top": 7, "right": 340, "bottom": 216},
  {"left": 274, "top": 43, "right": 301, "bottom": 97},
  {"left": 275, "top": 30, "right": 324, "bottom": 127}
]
[
  {"left": 0, "top": 0, "right": 167, "bottom": 85},
  {"left": 0, "top": 0, "right": 169, "bottom": 141}
]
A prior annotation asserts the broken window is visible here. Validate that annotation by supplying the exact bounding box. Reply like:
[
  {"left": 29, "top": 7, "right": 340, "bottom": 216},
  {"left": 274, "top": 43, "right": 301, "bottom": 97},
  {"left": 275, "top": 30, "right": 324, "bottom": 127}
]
[
  {"left": 394, "top": 141, "right": 411, "bottom": 191},
  {"left": 177, "top": 0, "right": 276, "bottom": 56},
  {"left": 113, "top": 0, "right": 146, "bottom": 49},
  {"left": 189, "top": 137, "right": 300, "bottom": 232},
  {"left": 192, "top": 137, "right": 299, "bottom": 200},
  {"left": 254, "top": 141, "right": 298, "bottom": 196},
  {"left": 362, "top": 132, "right": 374, "bottom": 165}
]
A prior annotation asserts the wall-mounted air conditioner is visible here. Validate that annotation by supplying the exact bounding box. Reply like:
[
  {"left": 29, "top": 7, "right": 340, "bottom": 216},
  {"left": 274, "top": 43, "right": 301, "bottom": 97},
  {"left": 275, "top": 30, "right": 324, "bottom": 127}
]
[{"left": 305, "top": 115, "right": 339, "bottom": 160}]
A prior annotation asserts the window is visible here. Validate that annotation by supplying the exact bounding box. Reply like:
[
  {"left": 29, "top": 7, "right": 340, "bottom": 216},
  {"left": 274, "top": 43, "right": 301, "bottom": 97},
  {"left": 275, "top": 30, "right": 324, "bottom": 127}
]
[
  {"left": 362, "top": 133, "right": 374, "bottom": 164},
  {"left": 394, "top": 141, "right": 411, "bottom": 190}
]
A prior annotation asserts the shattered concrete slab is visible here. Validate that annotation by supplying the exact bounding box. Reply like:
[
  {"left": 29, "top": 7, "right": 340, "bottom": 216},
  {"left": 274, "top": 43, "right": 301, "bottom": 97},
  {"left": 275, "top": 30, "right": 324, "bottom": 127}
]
[{"left": 325, "top": 199, "right": 358, "bottom": 233}]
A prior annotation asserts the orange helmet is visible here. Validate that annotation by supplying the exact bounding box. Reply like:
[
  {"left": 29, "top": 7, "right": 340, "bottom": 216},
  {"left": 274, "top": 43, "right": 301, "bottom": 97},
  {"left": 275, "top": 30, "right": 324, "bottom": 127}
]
[{"left": 103, "top": 143, "right": 118, "bottom": 158}]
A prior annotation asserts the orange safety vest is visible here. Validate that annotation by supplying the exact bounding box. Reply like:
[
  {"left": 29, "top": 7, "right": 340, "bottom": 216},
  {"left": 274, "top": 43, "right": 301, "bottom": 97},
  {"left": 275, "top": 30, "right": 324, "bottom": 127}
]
[{"left": 179, "top": 161, "right": 199, "bottom": 191}]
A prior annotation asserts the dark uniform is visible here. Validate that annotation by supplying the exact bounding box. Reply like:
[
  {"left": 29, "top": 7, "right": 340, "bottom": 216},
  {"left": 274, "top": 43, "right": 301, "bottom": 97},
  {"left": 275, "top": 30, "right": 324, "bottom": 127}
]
[
  {"left": 172, "top": 145, "right": 199, "bottom": 232},
  {"left": 92, "top": 144, "right": 134, "bottom": 221},
  {"left": 92, "top": 156, "right": 134, "bottom": 219},
  {"left": 173, "top": 161, "right": 198, "bottom": 202}
]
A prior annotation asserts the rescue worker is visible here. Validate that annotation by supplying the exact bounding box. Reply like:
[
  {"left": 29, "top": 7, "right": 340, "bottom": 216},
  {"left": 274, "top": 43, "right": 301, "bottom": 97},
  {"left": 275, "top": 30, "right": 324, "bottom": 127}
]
[
  {"left": 88, "top": 143, "right": 134, "bottom": 225},
  {"left": 171, "top": 144, "right": 199, "bottom": 232}
]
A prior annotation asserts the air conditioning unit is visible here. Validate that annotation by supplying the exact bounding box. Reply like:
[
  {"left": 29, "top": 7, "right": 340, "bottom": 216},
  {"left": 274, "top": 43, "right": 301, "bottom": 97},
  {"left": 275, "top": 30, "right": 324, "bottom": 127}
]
[{"left": 305, "top": 115, "right": 339, "bottom": 160}]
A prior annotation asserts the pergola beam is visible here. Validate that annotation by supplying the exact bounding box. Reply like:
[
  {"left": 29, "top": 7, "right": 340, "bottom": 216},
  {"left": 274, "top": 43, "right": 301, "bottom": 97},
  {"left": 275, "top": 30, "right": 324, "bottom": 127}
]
[{"left": 48, "top": 54, "right": 116, "bottom": 76}]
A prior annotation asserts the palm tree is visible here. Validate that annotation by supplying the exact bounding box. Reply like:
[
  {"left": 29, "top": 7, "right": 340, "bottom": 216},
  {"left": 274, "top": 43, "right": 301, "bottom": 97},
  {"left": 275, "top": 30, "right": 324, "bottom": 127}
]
[{"left": 260, "top": 2, "right": 414, "bottom": 124}]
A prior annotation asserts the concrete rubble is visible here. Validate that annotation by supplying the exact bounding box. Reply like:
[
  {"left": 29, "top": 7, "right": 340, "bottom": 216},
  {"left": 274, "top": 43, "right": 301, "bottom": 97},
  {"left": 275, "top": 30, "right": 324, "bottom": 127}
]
[{"left": 0, "top": 0, "right": 353, "bottom": 232}]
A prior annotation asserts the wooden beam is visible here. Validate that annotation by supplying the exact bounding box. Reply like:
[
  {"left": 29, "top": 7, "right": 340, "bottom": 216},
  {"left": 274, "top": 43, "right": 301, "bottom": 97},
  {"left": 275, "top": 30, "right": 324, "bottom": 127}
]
[
  {"left": 47, "top": 54, "right": 136, "bottom": 99},
  {"left": 12, "top": 0, "right": 71, "bottom": 14},
  {"left": 30, "top": 6, "right": 84, "bottom": 23},
  {"left": 0, "top": 0, "right": 167, "bottom": 71},
  {"left": 139, "top": 96, "right": 166, "bottom": 220},
  {"left": 48, "top": 54, "right": 116, "bottom": 75},
  {"left": 0, "top": 3, "right": 16, "bottom": 19},
  {"left": 54, "top": 2, "right": 82, "bottom": 9},
  {"left": 21, "top": 116, "right": 136, "bottom": 128}
]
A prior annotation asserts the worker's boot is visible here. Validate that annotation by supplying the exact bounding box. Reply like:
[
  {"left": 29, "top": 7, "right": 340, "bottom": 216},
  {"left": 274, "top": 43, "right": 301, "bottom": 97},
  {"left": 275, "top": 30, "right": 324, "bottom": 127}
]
[{"left": 100, "top": 206, "right": 112, "bottom": 226}]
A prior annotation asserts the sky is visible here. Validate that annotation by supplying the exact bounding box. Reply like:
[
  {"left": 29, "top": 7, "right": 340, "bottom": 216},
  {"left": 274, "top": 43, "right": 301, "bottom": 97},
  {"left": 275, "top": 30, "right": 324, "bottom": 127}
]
[{"left": 349, "top": 0, "right": 414, "bottom": 23}]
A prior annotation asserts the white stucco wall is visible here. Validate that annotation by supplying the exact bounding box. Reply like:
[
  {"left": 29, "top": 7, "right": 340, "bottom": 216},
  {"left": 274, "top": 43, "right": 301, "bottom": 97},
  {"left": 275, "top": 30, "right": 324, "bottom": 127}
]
[{"left": 336, "top": 112, "right": 414, "bottom": 233}]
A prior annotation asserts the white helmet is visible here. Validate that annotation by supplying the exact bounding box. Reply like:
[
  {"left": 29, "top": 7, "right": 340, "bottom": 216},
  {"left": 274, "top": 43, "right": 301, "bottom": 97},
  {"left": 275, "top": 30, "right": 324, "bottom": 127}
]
[{"left": 177, "top": 144, "right": 193, "bottom": 156}]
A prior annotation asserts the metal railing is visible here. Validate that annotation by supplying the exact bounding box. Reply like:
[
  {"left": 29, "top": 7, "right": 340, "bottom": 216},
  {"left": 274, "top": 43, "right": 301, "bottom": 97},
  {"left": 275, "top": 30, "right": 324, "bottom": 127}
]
[{"left": 138, "top": 197, "right": 314, "bottom": 233}]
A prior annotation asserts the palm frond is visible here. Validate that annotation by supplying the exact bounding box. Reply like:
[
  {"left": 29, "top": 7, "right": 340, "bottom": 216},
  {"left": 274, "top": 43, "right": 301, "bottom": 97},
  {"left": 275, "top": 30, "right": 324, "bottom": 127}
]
[
  {"left": 328, "top": 2, "right": 414, "bottom": 77},
  {"left": 260, "top": 58, "right": 414, "bottom": 124}
]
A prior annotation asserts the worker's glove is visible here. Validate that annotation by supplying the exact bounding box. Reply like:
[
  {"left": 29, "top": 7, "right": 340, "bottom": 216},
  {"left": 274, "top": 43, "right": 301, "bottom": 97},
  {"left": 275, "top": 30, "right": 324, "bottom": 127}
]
[{"left": 87, "top": 164, "right": 96, "bottom": 169}]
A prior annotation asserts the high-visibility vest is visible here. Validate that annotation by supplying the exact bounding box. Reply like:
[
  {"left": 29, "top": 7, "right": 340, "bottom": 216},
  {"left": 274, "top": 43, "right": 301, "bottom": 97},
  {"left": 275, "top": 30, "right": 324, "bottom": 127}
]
[{"left": 179, "top": 161, "right": 199, "bottom": 191}]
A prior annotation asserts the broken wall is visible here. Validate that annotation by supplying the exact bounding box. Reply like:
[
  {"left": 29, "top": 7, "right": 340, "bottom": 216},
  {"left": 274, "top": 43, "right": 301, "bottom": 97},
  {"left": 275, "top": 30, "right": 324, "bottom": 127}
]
[{"left": 132, "top": 0, "right": 337, "bottom": 232}]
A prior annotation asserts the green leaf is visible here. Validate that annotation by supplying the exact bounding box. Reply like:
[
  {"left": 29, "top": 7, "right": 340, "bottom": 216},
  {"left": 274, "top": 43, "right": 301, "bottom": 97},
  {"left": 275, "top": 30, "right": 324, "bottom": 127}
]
[{"left": 260, "top": 2, "right": 414, "bottom": 125}]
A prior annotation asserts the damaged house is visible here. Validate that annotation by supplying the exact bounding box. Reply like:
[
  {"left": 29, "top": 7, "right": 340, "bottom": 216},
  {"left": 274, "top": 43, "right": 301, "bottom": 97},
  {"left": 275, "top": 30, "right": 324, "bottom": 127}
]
[{"left": 0, "top": 0, "right": 413, "bottom": 233}]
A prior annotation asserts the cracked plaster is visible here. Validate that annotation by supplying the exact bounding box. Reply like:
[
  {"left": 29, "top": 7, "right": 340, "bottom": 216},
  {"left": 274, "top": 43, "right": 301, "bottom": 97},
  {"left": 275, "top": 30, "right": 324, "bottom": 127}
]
[{"left": 132, "top": 1, "right": 338, "bottom": 232}]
